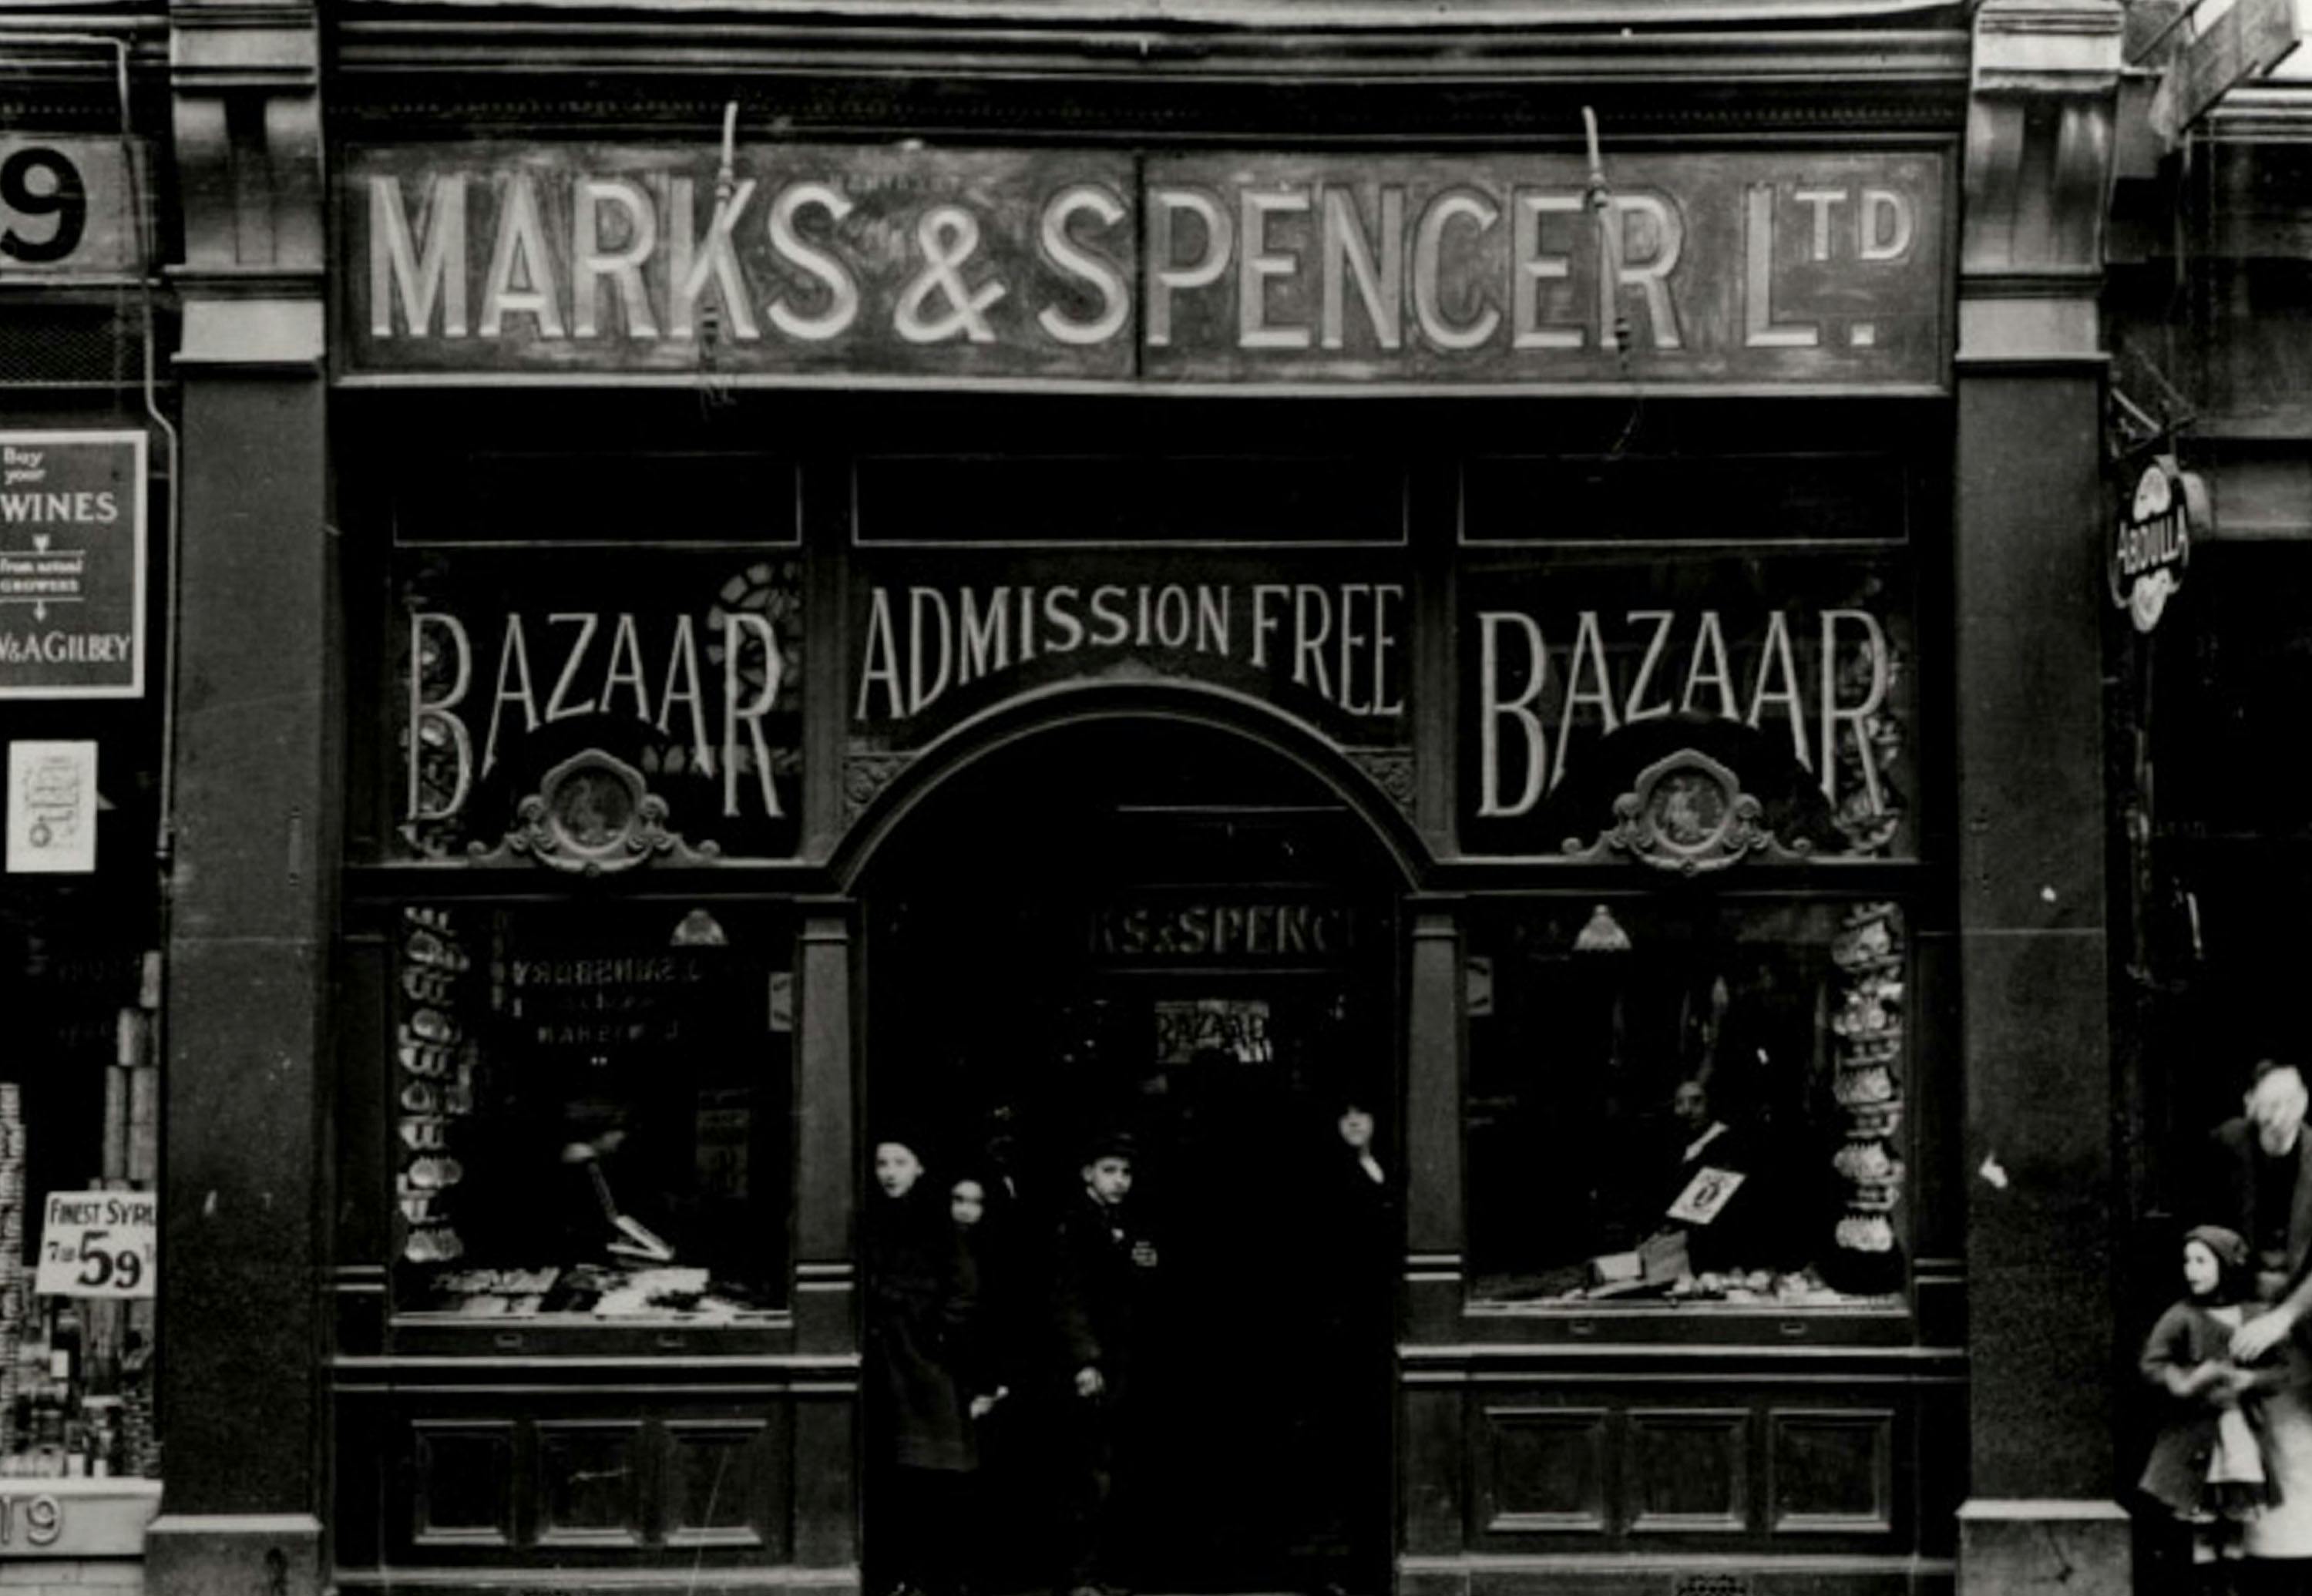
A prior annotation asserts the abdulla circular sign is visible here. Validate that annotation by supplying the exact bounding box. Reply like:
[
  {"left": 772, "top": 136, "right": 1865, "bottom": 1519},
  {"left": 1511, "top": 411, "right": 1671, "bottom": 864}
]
[{"left": 2110, "top": 455, "right": 2206, "bottom": 633}]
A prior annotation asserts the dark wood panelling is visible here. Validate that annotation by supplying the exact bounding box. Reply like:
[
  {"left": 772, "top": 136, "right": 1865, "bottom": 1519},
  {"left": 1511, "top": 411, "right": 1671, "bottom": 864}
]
[
  {"left": 1629, "top": 1409, "right": 1750, "bottom": 1533},
  {"left": 1768, "top": 1409, "right": 1894, "bottom": 1534},
  {"left": 338, "top": 1375, "right": 814, "bottom": 1577},
  {"left": 538, "top": 1420, "right": 647, "bottom": 1546},
  {"left": 1482, "top": 1406, "right": 1611, "bottom": 1534},
  {"left": 1438, "top": 1358, "right": 1951, "bottom": 1564},
  {"left": 414, "top": 1422, "right": 516, "bottom": 1547},
  {"left": 667, "top": 1420, "right": 772, "bottom": 1549}
]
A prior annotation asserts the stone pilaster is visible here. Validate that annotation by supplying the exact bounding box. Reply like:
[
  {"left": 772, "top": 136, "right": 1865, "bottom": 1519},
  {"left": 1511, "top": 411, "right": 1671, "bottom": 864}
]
[
  {"left": 1954, "top": 2, "right": 2130, "bottom": 1591},
  {"left": 148, "top": 5, "right": 331, "bottom": 1594}
]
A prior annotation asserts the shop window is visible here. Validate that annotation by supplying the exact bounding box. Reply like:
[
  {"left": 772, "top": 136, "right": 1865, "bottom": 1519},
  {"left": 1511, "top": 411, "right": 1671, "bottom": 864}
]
[
  {"left": 391, "top": 902, "right": 792, "bottom": 1319},
  {"left": 0, "top": 907, "right": 160, "bottom": 1482},
  {"left": 1465, "top": 899, "right": 1906, "bottom": 1308}
]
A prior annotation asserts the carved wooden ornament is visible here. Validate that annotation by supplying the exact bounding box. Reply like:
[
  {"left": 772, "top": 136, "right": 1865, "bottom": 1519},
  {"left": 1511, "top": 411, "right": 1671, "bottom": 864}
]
[
  {"left": 1561, "top": 748, "right": 1810, "bottom": 875},
  {"left": 469, "top": 749, "right": 719, "bottom": 875}
]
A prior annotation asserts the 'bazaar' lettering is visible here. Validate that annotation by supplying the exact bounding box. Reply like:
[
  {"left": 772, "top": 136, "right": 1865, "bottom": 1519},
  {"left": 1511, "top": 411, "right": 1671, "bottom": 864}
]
[
  {"left": 1475, "top": 605, "right": 1891, "bottom": 818},
  {"left": 407, "top": 608, "right": 789, "bottom": 823}
]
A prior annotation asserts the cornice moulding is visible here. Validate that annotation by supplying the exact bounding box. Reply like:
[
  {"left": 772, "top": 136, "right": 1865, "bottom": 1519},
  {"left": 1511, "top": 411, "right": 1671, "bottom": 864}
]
[
  {"left": 331, "top": 0, "right": 1963, "bottom": 27},
  {"left": 327, "top": 21, "right": 1973, "bottom": 88}
]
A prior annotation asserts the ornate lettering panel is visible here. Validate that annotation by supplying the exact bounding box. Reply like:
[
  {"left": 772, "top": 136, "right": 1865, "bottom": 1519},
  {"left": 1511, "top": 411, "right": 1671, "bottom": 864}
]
[
  {"left": 1459, "top": 555, "right": 1916, "bottom": 861},
  {"left": 341, "top": 144, "right": 1947, "bottom": 393},
  {"left": 391, "top": 551, "right": 802, "bottom": 862}
]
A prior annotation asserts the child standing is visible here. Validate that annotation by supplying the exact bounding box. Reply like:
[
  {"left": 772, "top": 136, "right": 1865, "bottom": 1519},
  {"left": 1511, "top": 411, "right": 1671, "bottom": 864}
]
[
  {"left": 2142, "top": 1225, "right": 2285, "bottom": 1582},
  {"left": 1051, "top": 1132, "right": 1161, "bottom": 1596},
  {"left": 865, "top": 1137, "right": 978, "bottom": 1596}
]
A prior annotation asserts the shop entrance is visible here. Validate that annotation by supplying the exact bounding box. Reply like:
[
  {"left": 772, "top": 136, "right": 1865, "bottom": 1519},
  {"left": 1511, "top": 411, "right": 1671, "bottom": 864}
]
[{"left": 860, "top": 717, "right": 1400, "bottom": 1596}]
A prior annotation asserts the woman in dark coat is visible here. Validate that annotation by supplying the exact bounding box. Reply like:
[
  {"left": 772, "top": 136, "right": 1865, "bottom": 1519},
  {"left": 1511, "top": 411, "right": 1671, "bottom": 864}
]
[
  {"left": 865, "top": 1137, "right": 977, "bottom": 1596},
  {"left": 1296, "top": 1097, "right": 1399, "bottom": 1594}
]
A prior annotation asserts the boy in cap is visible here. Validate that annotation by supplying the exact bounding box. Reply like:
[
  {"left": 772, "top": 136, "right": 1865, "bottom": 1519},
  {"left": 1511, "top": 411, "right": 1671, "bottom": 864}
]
[{"left": 1051, "top": 1131, "right": 1160, "bottom": 1596}]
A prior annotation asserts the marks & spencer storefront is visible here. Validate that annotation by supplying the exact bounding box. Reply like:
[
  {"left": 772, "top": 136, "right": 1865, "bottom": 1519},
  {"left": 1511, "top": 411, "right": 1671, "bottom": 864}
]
[{"left": 144, "top": 12, "right": 2134, "bottom": 1596}]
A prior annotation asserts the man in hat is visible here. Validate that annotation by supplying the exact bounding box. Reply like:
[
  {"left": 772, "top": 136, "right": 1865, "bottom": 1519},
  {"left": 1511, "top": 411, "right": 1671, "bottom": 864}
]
[{"left": 1051, "top": 1131, "right": 1160, "bottom": 1596}]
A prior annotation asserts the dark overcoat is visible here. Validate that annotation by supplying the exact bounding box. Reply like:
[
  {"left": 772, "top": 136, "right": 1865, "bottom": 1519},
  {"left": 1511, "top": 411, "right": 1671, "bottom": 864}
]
[{"left": 865, "top": 1188, "right": 977, "bottom": 1472}]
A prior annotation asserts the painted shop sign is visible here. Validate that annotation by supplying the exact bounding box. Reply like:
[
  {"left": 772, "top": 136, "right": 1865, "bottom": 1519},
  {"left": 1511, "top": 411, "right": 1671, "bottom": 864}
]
[
  {"left": 0, "top": 1480, "right": 161, "bottom": 1555},
  {"left": 344, "top": 144, "right": 1947, "bottom": 390},
  {"left": 395, "top": 553, "right": 802, "bottom": 861},
  {"left": 849, "top": 557, "right": 1410, "bottom": 751},
  {"left": 0, "top": 432, "right": 146, "bottom": 699},
  {"left": 1460, "top": 559, "right": 1915, "bottom": 859},
  {"left": 0, "top": 139, "right": 147, "bottom": 280}
]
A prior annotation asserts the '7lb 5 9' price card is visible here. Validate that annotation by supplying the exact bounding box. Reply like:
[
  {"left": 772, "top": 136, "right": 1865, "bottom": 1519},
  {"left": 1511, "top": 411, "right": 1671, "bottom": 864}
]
[{"left": 35, "top": 1190, "right": 155, "bottom": 1298}]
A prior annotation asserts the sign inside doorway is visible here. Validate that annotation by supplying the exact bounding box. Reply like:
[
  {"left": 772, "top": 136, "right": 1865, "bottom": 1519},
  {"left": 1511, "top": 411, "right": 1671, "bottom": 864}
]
[
  {"left": 1152, "top": 998, "right": 1274, "bottom": 1065},
  {"left": 1094, "top": 895, "right": 1358, "bottom": 966}
]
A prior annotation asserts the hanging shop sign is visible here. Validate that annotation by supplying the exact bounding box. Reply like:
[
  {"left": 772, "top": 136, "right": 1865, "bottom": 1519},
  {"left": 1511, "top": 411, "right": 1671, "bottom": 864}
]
[
  {"left": 2150, "top": 0, "right": 2304, "bottom": 143},
  {"left": 1459, "top": 559, "right": 1916, "bottom": 861},
  {"left": 0, "top": 139, "right": 146, "bottom": 281},
  {"left": 395, "top": 553, "right": 804, "bottom": 862},
  {"left": 847, "top": 554, "right": 1413, "bottom": 755},
  {"left": 2110, "top": 455, "right": 2204, "bottom": 633},
  {"left": 342, "top": 144, "right": 1947, "bottom": 391},
  {"left": 0, "top": 432, "right": 146, "bottom": 700},
  {"left": 34, "top": 1190, "right": 155, "bottom": 1298}
]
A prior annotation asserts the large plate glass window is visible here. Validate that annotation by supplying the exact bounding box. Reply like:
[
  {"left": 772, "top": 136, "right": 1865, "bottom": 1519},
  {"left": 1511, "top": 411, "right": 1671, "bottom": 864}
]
[
  {"left": 391, "top": 901, "right": 791, "bottom": 1319},
  {"left": 1465, "top": 897, "right": 1908, "bottom": 1308}
]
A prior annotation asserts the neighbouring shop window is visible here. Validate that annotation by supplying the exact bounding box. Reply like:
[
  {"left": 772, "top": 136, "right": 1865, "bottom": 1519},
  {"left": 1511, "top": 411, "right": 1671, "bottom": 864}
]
[
  {"left": 0, "top": 905, "right": 162, "bottom": 1482},
  {"left": 392, "top": 902, "right": 792, "bottom": 1319},
  {"left": 1466, "top": 898, "right": 1907, "bottom": 1307}
]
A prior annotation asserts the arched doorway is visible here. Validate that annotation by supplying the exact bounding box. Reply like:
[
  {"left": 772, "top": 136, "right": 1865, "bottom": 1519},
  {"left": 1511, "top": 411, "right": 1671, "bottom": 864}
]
[{"left": 856, "top": 713, "right": 1404, "bottom": 1596}]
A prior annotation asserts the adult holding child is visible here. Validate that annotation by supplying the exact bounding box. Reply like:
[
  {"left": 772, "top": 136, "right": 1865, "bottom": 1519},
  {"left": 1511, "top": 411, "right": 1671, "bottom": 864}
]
[{"left": 2196, "top": 1060, "right": 2312, "bottom": 1589}]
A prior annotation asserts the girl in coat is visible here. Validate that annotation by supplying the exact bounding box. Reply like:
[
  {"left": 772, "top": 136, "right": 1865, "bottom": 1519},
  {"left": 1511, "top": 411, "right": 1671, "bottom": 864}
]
[
  {"left": 2142, "top": 1224, "right": 2287, "bottom": 1584},
  {"left": 865, "top": 1137, "right": 978, "bottom": 1596}
]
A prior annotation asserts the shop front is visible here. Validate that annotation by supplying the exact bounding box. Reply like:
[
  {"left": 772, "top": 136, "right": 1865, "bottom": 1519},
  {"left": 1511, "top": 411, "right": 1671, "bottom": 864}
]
[
  {"left": 301, "top": 92, "right": 2003, "bottom": 1594},
  {"left": 0, "top": 29, "right": 173, "bottom": 1594}
]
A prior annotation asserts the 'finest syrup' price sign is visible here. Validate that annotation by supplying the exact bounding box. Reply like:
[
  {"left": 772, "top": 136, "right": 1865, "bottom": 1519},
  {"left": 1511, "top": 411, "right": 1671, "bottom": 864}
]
[{"left": 35, "top": 1191, "right": 156, "bottom": 1298}]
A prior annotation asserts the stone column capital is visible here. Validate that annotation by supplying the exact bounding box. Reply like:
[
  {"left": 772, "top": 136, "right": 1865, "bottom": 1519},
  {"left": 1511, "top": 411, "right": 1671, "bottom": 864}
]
[
  {"left": 167, "top": 3, "right": 323, "bottom": 369},
  {"left": 1972, "top": 0, "right": 2126, "bottom": 97},
  {"left": 1961, "top": 0, "right": 2126, "bottom": 360}
]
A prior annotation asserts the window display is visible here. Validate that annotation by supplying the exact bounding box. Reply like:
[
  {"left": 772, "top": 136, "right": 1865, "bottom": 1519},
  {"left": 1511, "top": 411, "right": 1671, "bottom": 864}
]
[
  {"left": 1465, "top": 897, "right": 1907, "bottom": 1307},
  {"left": 392, "top": 902, "right": 792, "bottom": 1319},
  {"left": 0, "top": 915, "right": 161, "bottom": 1483}
]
